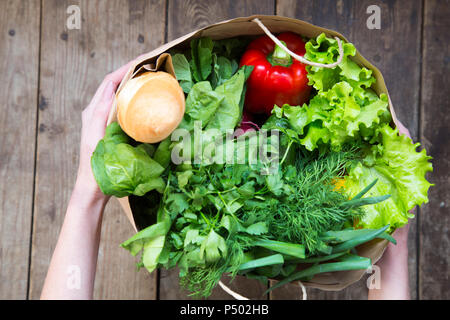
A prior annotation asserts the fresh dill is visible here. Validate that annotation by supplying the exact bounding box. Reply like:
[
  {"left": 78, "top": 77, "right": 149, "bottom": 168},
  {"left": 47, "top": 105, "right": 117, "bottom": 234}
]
[{"left": 241, "top": 149, "right": 364, "bottom": 255}]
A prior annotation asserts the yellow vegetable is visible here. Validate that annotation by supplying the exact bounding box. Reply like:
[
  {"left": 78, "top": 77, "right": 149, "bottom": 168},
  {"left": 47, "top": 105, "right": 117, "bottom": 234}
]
[{"left": 332, "top": 178, "right": 346, "bottom": 192}]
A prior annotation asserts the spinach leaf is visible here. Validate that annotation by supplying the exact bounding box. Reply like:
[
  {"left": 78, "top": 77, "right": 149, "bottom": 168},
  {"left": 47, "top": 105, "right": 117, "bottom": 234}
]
[
  {"left": 190, "top": 38, "right": 214, "bottom": 82},
  {"left": 153, "top": 138, "right": 172, "bottom": 168},
  {"left": 91, "top": 123, "right": 130, "bottom": 196},
  {"left": 213, "top": 37, "right": 250, "bottom": 60},
  {"left": 103, "top": 143, "right": 165, "bottom": 196},
  {"left": 172, "top": 53, "right": 193, "bottom": 93},
  {"left": 178, "top": 81, "right": 224, "bottom": 131},
  {"left": 91, "top": 122, "right": 165, "bottom": 197},
  {"left": 206, "top": 68, "right": 247, "bottom": 131},
  {"left": 210, "top": 55, "right": 233, "bottom": 89}
]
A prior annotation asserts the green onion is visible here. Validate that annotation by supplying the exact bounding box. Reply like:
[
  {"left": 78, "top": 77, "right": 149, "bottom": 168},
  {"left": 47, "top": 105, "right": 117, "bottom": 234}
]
[
  {"left": 351, "top": 179, "right": 379, "bottom": 200},
  {"left": 285, "top": 251, "right": 347, "bottom": 263},
  {"left": 331, "top": 225, "right": 390, "bottom": 253},
  {"left": 320, "top": 228, "right": 397, "bottom": 244},
  {"left": 236, "top": 254, "right": 284, "bottom": 271},
  {"left": 340, "top": 195, "right": 391, "bottom": 208},
  {"left": 254, "top": 239, "right": 305, "bottom": 259},
  {"left": 267, "top": 254, "right": 372, "bottom": 293}
]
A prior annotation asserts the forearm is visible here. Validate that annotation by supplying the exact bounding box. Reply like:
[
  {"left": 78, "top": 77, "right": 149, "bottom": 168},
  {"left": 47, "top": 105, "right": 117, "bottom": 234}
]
[
  {"left": 40, "top": 181, "right": 108, "bottom": 300},
  {"left": 368, "top": 225, "right": 410, "bottom": 300}
]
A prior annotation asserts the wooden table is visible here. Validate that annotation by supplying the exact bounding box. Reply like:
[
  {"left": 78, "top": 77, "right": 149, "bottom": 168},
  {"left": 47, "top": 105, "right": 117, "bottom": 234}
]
[{"left": 0, "top": 0, "right": 448, "bottom": 300}]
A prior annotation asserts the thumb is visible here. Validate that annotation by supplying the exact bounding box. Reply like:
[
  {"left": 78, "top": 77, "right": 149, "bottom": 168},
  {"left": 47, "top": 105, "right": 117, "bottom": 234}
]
[{"left": 90, "top": 80, "right": 115, "bottom": 124}]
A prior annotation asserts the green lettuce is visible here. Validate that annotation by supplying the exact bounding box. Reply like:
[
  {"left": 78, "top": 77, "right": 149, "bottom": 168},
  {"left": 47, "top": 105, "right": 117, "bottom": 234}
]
[
  {"left": 273, "top": 33, "right": 391, "bottom": 151},
  {"left": 304, "top": 33, "right": 375, "bottom": 92},
  {"left": 345, "top": 125, "right": 433, "bottom": 230}
]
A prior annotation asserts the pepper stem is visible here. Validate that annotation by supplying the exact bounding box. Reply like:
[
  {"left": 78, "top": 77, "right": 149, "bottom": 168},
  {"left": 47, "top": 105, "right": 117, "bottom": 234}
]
[{"left": 272, "top": 41, "right": 292, "bottom": 66}]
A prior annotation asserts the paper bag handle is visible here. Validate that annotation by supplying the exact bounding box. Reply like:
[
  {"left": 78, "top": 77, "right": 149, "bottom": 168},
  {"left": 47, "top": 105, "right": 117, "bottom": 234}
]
[
  {"left": 252, "top": 18, "right": 344, "bottom": 68},
  {"left": 218, "top": 280, "right": 307, "bottom": 300}
]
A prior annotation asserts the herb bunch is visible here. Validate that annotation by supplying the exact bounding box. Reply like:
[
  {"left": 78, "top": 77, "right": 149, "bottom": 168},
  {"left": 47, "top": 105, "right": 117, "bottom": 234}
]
[{"left": 242, "top": 150, "right": 364, "bottom": 255}]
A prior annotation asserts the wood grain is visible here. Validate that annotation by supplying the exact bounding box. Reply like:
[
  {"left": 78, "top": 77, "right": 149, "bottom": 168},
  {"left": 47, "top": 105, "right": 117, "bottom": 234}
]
[
  {"left": 28, "top": 0, "right": 166, "bottom": 299},
  {"left": 167, "top": 0, "right": 275, "bottom": 40},
  {"left": 275, "top": 0, "right": 423, "bottom": 299},
  {"left": 419, "top": 0, "right": 450, "bottom": 300},
  {"left": 160, "top": 0, "right": 275, "bottom": 300},
  {"left": 0, "top": 0, "right": 40, "bottom": 300},
  {"left": 0, "top": 0, "right": 446, "bottom": 301}
]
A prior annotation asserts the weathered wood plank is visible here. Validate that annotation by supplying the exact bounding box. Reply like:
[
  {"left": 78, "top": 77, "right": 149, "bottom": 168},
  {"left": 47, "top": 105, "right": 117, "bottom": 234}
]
[
  {"left": 29, "top": 0, "right": 166, "bottom": 299},
  {"left": 160, "top": 0, "right": 275, "bottom": 300},
  {"left": 0, "top": 0, "right": 40, "bottom": 300},
  {"left": 419, "top": 0, "right": 450, "bottom": 300},
  {"left": 167, "top": 0, "right": 275, "bottom": 40},
  {"left": 274, "top": 0, "right": 423, "bottom": 299}
]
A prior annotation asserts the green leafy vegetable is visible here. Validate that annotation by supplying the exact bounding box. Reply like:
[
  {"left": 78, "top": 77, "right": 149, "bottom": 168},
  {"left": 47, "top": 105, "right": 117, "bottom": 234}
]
[
  {"left": 91, "top": 123, "right": 165, "bottom": 197},
  {"left": 172, "top": 53, "right": 193, "bottom": 93},
  {"left": 265, "top": 33, "right": 391, "bottom": 152},
  {"left": 345, "top": 125, "right": 433, "bottom": 230},
  {"left": 242, "top": 149, "right": 388, "bottom": 254},
  {"left": 267, "top": 253, "right": 372, "bottom": 293},
  {"left": 190, "top": 37, "right": 214, "bottom": 82},
  {"left": 206, "top": 68, "right": 248, "bottom": 131},
  {"left": 178, "top": 81, "right": 224, "bottom": 130}
]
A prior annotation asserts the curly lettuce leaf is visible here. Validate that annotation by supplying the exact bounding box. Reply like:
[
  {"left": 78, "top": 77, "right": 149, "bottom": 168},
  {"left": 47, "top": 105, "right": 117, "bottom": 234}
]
[
  {"left": 345, "top": 125, "right": 433, "bottom": 230},
  {"left": 268, "top": 87, "right": 390, "bottom": 151},
  {"left": 266, "top": 33, "right": 433, "bottom": 232},
  {"left": 305, "top": 33, "right": 376, "bottom": 92},
  {"left": 269, "top": 33, "right": 392, "bottom": 151}
]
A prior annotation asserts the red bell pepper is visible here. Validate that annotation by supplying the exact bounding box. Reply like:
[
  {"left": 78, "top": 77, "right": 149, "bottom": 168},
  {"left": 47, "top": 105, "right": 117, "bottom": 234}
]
[{"left": 239, "top": 32, "right": 311, "bottom": 116}]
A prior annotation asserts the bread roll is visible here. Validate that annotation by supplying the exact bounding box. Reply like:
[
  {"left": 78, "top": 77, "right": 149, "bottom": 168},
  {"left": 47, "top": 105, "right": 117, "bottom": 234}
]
[{"left": 116, "top": 71, "right": 185, "bottom": 143}]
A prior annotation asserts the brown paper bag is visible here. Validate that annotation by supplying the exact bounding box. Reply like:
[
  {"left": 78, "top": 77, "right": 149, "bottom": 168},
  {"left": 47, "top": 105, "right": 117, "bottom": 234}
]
[{"left": 107, "top": 15, "right": 402, "bottom": 291}]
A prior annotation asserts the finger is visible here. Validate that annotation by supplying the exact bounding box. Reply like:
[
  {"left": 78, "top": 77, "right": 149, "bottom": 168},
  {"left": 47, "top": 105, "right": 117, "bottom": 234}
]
[
  {"left": 82, "top": 80, "right": 115, "bottom": 126},
  {"left": 84, "top": 99, "right": 115, "bottom": 147},
  {"left": 395, "top": 119, "right": 411, "bottom": 139},
  {"left": 88, "top": 81, "right": 115, "bottom": 125},
  {"left": 104, "top": 60, "right": 135, "bottom": 86},
  {"left": 392, "top": 223, "right": 410, "bottom": 242},
  {"left": 95, "top": 81, "right": 116, "bottom": 118},
  {"left": 87, "top": 60, "right": 135, "bottom": 109}
]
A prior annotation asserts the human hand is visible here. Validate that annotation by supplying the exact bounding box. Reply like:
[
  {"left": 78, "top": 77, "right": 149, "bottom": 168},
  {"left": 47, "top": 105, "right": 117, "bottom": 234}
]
[
  {"left": 368, "top": 119, "right": 412, "bottom": 300},
  {"left": 76, "top": 62, "right": 134, "bottom": 202}
]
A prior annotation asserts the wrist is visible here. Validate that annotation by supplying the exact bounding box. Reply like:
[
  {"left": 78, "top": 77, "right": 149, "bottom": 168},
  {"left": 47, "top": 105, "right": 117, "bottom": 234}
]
[
  {"left": 71, "top": 177, "right": 109, "bottom": 211},
  {"left": 391, "top": 224, "right": 410, "bottom": 249}
]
